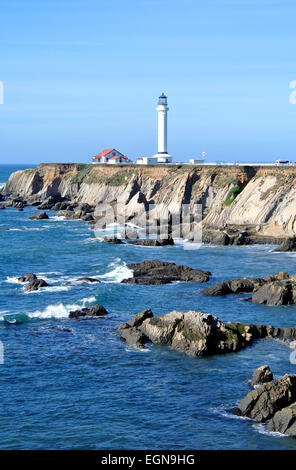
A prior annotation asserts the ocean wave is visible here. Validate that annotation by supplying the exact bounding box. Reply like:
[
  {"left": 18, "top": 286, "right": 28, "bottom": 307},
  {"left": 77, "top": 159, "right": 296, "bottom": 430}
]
[
  {"left": 27, "top": 295, "right": 97, "bottom": 320},
  {"left": 97, "top": 259, "right": 133, "bottom": 283}
]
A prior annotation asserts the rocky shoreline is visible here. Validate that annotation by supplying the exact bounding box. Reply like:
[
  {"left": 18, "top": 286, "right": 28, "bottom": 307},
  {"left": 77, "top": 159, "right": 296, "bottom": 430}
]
[
  {"left": 3, "top": 163, "right": 296, "bottom": 246},
  {"left": 234, "top": 366, "right": 296, "bottom": 437}
]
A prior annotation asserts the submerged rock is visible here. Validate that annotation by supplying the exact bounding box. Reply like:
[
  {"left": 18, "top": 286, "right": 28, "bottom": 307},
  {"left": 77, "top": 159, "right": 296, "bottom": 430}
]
[
  {"left": 76, "top": 277, "right": 101, "bottom": 283},
  {"left": 69, "top": 304, "right": 108, "bottom": 318},
  {"left": 122, "top": 260, "right": 211, "bottom": 285},
  {"left": 251, "top": 365, "right": 273, "bottom": 387}
]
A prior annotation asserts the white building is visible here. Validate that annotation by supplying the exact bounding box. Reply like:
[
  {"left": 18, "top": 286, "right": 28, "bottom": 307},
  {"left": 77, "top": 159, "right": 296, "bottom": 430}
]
[
  {"left": 137, "top": 93, "right": 173, "bottom": 165},
  {"left": 189, "top": 152, "right": 206, "bottom": 165},
  {"left": 92, "top": 148, "right": 132, "bottom": 164}
]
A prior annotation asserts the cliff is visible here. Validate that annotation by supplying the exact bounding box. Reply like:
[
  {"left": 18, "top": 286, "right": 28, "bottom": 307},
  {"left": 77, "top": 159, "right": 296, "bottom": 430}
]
[{"left": 2, "top": 163, "right": 296, "bottom": 238}]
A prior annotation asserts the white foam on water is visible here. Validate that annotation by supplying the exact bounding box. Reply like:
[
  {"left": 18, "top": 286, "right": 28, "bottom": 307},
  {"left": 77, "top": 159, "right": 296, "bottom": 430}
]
[
  {"left": 0, "top": 182, "right": 5, "bottom": 189},
  {"left": 28, "top": 295, "right": 97, "bottom": 320},
  {"left": 5, "top": 276, "right": 23, "bottom": 284},
  {"left": 211, "top": 404, "right": 251, "bottom": 421},
  {"left": 23, "top": 285, "right": 71, "bottom": 294},
  {"left": 252, "top": 423, "right": 287, "bottom": 438},
  {"left": 98, "top": 259, "right": 133, "bottom": 283},
  {"left": 125, "top": 345, "right": 151, "bottom": 353}
]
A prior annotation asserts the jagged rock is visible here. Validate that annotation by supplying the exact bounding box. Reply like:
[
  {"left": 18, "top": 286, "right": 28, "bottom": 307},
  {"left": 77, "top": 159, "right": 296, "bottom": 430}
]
[
  {"left": 51, "top": 201, "right": 74, "bottom": 211},
  {"left": 118, "top": 309, "right": 261, "bottom": 355},
  {"left": 29, "top": 211, "right": 49, "bottom": 220},
  {"left": 24, "top": 278, "right": 48, "bottom": 292},
  {"left": 18, "top": 273, "right": 37, "bottom": 283},
  {"left": 201, "top": 273, "right": 296, "bottom": 305},
  {"left": 267, "top": 403, "right": 296, "bottom": 436},
  {"left": 122, "top": 260, "right": 211, "bottom": 285},
  {"left": 0, "top": 204, "right": 5, "bottom": 210},
  {"left": 251, "top": 280, "right": 295, "bottom": 306},
  {"left": 251, "top": 365, "right": 273, "bottom": 387},
  {"left": 233, "top": 374, "right": 296, "bottom": 422},
  {"left": 201, "top": 281, "right": 232, "bottom": 296},
  {"left": 117, "top": 309, "right": 153, "bottom": 348},
  {"left": 37, "top": 195, "right": 65, "bottom": 210},
  {"left": 77, "top": 277, "right": 101, "bottom": 283},
  {"left": 69, "top": 304, "right": 108, "bottom": 318},
  {"left": 273, "top": 237, "right": 296, "bottom": 252},
  {"left": 103, "top": 237, "right": 125, "bottom": 244},
  {"left": 55, "top": 210, "right": 75, "bottom": 219}
]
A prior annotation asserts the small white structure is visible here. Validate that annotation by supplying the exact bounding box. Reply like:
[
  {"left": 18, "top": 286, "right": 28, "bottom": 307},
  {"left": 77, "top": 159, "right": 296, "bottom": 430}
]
[
  {"left": 137, "top": 93, "right": 173, "bottom": 165},
  {"left": 92, "top": 148, "right": 131, "bottom": 164},
  {"left": 136, "top": 156, "right": 158, "bottom": 165},
  {"left": 189, "top": 152, "right": 206, "bottom": 165}
]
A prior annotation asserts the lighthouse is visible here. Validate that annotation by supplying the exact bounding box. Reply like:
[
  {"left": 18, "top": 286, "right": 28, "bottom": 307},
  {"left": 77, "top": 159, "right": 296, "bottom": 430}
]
[{"left": 153, "top": 93, "right": 172, "bottom": 163}]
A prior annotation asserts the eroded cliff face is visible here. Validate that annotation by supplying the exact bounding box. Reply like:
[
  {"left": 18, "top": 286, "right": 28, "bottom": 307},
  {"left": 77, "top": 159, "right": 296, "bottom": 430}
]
[{"left": 2, "top": 163, "right": 296, "bottom": 237}]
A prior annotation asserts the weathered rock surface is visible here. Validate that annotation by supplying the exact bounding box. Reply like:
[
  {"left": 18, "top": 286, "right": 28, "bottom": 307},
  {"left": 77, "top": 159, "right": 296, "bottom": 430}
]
[
  {"left": 117, "top": 309, "right": 267, "bottom": 356},
  {"left": 69, "top": 304, "right": 108, "bottom": 318},
  {"left": 251, "top": 280, "right": 296, "bottom": 306},
  {"left": 29, "top": 211, "right": 49, "bottom": 220},
  {"left": 117, "top": 309, "right": 153, "bottom": 348},
  {"left": 234, "top": 374, "right": 296, "bottom": 422},
  {"left": 267, "top": 403, "right": 296, "bottom": 435},
  {"left": 251, "top": 365, "right": 273, "bottom": 387},
  {"left": 122, "top": 260, "right": 211, "bottom": 285},
  {"left": 4, "top": 163, "right": 296, "bottom": 241}
]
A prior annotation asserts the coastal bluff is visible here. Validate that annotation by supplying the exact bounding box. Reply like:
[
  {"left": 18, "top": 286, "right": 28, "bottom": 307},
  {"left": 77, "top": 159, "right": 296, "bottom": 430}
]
[{"left": 2, "top": 163, "right": 296, "bottom": 239}]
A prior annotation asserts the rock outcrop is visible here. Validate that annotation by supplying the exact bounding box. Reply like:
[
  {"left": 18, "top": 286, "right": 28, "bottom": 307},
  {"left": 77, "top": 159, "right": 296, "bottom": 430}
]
[
  {"left": 24, "top": 278, "right": 48, "bottom": 292},
  {"left": 4, "top": 163, "right": 296, "bottom": 240},
  {"left": 69, "top": 304, "right": 108, "bottom": 318},
  {"left": 121, "top": 260, "right": 211, "bottom": 285},
  {"left": 234, "top": 368, "right": 296, "bottom": 437},
  {"left": 273, "top": 237, "right": 296, "bottom": 252},
  {"left": 250, "top": 365, "right": 274, "bottom": 387},
  {"left": 29, "top": 211, "right": 49, "bottom": 220},
  {"left": 234, "top": 374, "right": 296, "bottom": 422},
  {"left": 201, "top": 272, "right": 296, "bottom": 305},
  {"left": 117, "top": 309, "right": 271, "bottom": 356}
]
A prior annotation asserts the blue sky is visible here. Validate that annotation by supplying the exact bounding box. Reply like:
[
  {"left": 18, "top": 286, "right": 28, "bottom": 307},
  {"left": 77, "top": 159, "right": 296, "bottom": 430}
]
[{"left": 0, "top": 0, "right": 296, "bottom": 164}]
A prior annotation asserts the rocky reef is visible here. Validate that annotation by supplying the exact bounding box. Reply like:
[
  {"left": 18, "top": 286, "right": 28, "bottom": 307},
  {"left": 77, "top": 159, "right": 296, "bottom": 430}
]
[
  {"left": 234, "top": 366, "right": 296, "bottom": 437},
  {"left": 121, "top": 260, "right": 211, "bottom": 285},
  {"left": 201, "top": 271, "right": 296, "bottom": 305},
  {"left": 3, "top": 163, "right": 296, "bottom": 242}
]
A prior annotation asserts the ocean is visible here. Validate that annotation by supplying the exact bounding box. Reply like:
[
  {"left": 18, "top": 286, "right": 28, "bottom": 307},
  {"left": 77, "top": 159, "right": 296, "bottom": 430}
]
[{"left": 1, "top": 164, "right": 296, "bottom": 450}]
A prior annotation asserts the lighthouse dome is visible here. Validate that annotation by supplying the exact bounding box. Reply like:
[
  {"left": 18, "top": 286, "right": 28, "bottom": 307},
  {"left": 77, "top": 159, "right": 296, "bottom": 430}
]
[{"left": 158, "top": 93, "right": 167, "bottom": 105}]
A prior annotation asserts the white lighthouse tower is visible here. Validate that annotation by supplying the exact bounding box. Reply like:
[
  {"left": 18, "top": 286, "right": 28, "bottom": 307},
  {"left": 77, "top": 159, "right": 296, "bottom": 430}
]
[{"left": 153, "top": 93, "right": 172, "bottom": 163}]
